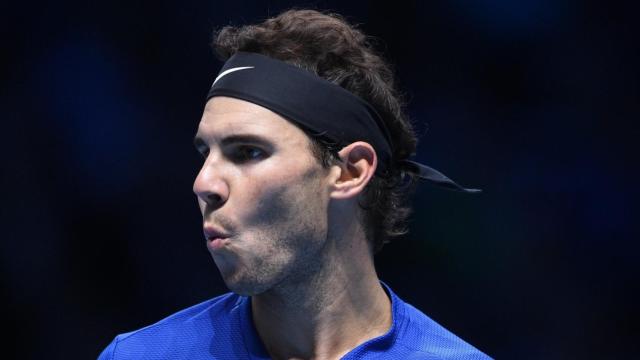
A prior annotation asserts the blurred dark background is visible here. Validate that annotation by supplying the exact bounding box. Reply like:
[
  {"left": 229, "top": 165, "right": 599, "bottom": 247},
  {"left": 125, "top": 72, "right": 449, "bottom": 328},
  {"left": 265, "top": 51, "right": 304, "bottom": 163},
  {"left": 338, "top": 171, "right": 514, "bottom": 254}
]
[{"left": 2, "top": 0, "right": 638, "bottom": 359}]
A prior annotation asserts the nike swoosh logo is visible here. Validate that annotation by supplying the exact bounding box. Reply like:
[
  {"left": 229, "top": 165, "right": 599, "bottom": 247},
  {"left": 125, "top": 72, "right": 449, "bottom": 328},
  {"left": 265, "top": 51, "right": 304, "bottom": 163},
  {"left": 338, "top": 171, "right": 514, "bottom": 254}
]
[{"left": 212, "top": 66, "right": 254, "bottom": 86}]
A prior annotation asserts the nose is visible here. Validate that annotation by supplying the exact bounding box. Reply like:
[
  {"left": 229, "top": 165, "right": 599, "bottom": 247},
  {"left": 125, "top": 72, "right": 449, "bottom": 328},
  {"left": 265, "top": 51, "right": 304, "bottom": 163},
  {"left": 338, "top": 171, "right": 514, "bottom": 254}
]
[{"left": 193, "top": 160, "right": 230, "bottom": 210}]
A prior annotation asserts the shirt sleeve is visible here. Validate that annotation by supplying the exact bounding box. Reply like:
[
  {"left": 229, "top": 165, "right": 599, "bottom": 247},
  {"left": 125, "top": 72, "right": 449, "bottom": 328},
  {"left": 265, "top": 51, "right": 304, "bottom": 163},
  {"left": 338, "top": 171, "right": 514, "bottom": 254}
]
[{"left": 97, "top": 337, "right": 118, "bottom": 360}]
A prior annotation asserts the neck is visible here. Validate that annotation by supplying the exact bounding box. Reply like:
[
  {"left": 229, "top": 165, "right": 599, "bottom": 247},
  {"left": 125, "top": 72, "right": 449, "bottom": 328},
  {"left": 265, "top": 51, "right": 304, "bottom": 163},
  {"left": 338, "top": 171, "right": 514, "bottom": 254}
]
[{"left": 251, "top": 231, "right": 392, "bottom": 360}]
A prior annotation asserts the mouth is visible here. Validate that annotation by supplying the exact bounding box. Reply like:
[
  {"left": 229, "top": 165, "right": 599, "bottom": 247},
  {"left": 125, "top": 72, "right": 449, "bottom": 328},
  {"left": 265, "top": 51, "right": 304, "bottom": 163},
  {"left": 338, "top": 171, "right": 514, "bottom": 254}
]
[{"left": 203, "top": 225, "right": 231, "bottom": 251}]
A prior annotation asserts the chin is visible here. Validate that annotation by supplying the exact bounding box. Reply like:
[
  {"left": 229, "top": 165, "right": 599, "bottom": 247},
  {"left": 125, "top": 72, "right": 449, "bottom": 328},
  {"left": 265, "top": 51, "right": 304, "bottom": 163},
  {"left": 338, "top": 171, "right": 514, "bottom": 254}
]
[
  {"left": 220, "top": 270, "right": 276, "bottom": 296},
  {"left": 224, "top": 279, "right": 271, "bottom": 296}
]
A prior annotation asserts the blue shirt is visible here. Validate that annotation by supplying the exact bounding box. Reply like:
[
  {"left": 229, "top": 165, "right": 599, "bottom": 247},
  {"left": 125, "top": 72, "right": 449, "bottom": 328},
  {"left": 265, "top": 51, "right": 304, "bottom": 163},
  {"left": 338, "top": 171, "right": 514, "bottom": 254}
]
[{"left": 98, "top": 283, "right": 491, "bottom": 359}]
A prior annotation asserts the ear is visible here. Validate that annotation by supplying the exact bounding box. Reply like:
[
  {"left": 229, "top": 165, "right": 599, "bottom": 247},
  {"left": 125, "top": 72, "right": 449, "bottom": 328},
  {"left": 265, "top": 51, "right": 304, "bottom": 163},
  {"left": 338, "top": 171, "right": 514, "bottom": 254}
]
[{"left": 329, "top": 142, "right": 378, "bottom": 200}]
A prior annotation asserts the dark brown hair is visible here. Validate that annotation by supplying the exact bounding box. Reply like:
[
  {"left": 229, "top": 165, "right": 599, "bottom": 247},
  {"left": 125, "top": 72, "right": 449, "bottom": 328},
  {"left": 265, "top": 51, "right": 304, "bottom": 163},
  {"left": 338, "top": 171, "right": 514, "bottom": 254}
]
[{"left": 212, "top": 9, "right": 418, "bottom": 253}]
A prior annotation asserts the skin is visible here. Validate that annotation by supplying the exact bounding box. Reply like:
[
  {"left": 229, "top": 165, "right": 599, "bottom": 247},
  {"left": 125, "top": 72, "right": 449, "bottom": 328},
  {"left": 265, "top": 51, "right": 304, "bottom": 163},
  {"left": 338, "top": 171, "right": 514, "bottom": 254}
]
[{"left": 193, "top": 96, "right": 391, "bottom": 360}]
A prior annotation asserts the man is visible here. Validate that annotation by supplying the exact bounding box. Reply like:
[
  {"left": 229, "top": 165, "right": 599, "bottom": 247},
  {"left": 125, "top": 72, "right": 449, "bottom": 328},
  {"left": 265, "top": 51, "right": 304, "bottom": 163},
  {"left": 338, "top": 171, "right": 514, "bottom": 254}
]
[{"left": 99, "top": 9, "right": 490, "bottom": 360}]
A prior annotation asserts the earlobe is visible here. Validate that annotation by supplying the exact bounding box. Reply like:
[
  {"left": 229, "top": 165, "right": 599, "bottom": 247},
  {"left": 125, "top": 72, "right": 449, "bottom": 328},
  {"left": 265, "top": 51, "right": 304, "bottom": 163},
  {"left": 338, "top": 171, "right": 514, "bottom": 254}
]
[{"left": 329, "top": 142, "right": 377, "bottom": 200}]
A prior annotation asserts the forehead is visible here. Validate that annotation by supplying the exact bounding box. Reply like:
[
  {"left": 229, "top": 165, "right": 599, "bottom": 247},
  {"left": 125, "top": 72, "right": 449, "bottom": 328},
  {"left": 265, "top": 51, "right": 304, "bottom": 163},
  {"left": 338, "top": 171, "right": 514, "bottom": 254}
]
[{"left": 197, "top": 96, "right": 309, "bottom": 144}]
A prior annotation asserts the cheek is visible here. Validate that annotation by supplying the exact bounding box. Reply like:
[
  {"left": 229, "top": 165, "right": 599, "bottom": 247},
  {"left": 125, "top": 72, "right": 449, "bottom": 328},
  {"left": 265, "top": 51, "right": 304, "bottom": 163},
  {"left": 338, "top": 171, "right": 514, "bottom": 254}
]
[
  {"left": 236, "top": 161, "right": 308, "bottom": 214},
  {"left": 242, "top": 179, "right": 300, "bottom": 227},
  {"left": 240, "top": 168, "right": 326, "bottom": 235}
]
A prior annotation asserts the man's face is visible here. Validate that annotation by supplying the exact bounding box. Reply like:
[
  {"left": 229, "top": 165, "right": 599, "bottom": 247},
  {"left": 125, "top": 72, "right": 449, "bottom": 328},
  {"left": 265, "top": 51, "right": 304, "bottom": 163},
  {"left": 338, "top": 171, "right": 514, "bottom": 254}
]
[{"left": 193, "top": 96, "right": 333, "bottom": 295}]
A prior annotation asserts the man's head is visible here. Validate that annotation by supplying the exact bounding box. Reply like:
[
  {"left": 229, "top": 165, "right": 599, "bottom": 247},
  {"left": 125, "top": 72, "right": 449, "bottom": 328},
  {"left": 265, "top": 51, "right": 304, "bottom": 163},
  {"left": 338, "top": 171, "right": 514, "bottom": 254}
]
[
  {"left": 193, "top": 96, "right": 378, "bottom": 295},
  {"left": 193, "top": 9, "right": 420, "bottom": 294},
  {"left": 209, "top": 9, "right": 419, "bottom": 253}
]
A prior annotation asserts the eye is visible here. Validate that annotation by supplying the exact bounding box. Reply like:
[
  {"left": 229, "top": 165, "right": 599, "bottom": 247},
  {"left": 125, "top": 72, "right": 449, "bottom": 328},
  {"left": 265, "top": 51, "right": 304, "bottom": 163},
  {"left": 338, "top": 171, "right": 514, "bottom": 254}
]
[
  {"left": 198, "top": 147, "right": 210, "bottom": 159},
  {"left": 230, "top": 145, "right": 267, "bottom": 162}
]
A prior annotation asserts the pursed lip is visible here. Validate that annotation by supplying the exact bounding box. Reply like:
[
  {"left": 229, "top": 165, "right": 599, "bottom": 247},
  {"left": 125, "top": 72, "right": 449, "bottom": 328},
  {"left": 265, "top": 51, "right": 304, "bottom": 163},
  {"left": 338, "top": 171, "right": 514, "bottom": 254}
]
[
  {"left": 203, "top": 225, "right": 231, "bottom": 240},
  {"left": 204, "top": 225, "right": 232, "bottom": 252},
  {"left": 203, "top": 224, "right": 231, "bottom": 240}
]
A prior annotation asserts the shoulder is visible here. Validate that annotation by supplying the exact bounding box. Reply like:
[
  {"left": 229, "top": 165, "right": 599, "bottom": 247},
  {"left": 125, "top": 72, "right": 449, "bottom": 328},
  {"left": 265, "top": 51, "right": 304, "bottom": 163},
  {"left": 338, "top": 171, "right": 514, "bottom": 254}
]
[
  {"left": 97, "top": 292, "right": 244, "bottom": 360},
  {"left": 389, "top": 288, "right": 492, "bottom": 360}
]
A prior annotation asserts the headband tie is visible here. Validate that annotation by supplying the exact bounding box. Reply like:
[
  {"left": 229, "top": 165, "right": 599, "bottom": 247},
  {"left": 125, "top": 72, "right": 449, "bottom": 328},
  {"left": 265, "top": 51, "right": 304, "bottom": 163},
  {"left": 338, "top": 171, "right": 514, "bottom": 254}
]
[{"left": 207, "top": 52, "right": 481, "bottom": 194}]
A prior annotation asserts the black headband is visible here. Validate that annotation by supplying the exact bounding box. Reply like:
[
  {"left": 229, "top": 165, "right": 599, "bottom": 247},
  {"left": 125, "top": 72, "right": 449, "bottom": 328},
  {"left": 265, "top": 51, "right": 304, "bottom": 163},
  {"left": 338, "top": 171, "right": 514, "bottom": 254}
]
[{"left": 207, "top": 52, "right": 481, "bottom": 194}]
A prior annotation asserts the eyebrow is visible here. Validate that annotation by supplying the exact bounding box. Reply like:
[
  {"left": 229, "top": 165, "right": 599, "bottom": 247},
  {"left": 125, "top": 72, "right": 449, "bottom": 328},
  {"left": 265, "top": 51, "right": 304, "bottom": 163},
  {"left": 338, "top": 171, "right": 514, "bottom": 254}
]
[{"left": 193, "top": 133, "right": 273, "bottom": 151}]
